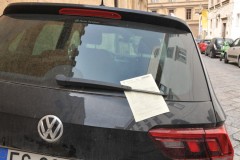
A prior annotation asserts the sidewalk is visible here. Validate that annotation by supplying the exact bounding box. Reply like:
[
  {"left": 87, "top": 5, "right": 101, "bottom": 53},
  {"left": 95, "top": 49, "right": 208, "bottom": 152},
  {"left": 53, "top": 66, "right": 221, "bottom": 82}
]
[{"left": 201, "top": 55, "right": 240, "bottom": 160}]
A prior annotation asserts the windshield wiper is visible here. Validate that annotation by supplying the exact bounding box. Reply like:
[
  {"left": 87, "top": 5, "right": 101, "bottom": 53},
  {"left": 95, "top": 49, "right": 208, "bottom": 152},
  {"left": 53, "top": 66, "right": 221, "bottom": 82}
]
[{"left": 55, "top": 75, "right": 167, "bottom": 97}]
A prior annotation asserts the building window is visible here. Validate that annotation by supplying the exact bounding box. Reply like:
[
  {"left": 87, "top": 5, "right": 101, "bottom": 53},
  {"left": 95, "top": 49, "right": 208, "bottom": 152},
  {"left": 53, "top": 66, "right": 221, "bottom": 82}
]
[
  {"left": 152, "top": 10, "right": 157, "bottom": 13},
  {"left": 169, "top": 0, "right": 176, "bottom": 2},
  {"left": 186, "top": 9, "right": 192, "bottom": 20},
  {"left": 152, "top": 0, "right": 159, "bottom": 2},
  {"left": 114, "top": 0, "right": 118, "bottom": 7},
  {"left": 216, "top": 18, "right": 218, "bottom": 28},
  {"left": 237, "top": 13, "right": 240, "bottom": 27},
  {"left": 168, "top": 9, "right": 175, "bottom": 15}
]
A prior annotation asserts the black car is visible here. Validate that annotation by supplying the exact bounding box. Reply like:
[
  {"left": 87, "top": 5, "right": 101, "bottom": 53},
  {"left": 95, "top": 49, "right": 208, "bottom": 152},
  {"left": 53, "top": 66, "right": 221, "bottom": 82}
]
[
  {"left": 0, "top": 2, "right": 233, "bottom": 160},
  {"left": 205, "top": 37, "right": 233, "bottom": 58}
]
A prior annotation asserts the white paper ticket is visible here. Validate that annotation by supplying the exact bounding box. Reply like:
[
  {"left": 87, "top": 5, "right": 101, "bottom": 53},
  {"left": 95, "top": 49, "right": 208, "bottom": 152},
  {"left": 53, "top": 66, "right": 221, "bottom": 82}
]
[{"left": 120, "top": 74, "right": 169, "bottom": 122}]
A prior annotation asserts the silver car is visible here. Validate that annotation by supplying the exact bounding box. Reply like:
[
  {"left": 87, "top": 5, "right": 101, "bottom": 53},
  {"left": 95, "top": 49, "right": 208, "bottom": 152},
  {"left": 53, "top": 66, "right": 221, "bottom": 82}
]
[{"left": 224, "top": 38, "right": 240, "bottom": 67}]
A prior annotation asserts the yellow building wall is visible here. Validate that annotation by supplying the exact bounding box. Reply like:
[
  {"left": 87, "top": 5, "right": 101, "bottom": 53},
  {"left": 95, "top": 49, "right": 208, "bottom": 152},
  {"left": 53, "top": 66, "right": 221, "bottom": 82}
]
[{"left": 201, "top": 9, "right": 208, "bottom": 30}]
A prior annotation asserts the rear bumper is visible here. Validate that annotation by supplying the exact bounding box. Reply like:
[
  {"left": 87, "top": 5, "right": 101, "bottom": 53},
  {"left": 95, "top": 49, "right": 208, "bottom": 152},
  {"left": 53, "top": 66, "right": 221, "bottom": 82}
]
[{"left": 200, "top": 47, "right": 207, "bottom": 52}]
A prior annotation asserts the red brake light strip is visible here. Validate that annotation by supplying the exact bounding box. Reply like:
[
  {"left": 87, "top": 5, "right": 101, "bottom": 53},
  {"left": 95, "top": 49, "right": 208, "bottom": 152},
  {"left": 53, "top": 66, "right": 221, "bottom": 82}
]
[{"left": 59, "top": 8, "right": 122, "bottom": 19}]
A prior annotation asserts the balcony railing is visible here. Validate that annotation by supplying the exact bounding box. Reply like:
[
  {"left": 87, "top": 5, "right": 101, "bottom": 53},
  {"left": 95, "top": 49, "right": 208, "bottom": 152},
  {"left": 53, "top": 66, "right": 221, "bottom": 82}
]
[
  {"left": 209, "top": 6, "right": 214, "bottom": 10},
  {"left": 222, "top": 0, "right": 230, "bottom": 6},
  {"left": 209, "top": 0, "right": 231, "bottom": 10},
  {"left": 215, "top": 3, "right": 221, "bottom": 8}
]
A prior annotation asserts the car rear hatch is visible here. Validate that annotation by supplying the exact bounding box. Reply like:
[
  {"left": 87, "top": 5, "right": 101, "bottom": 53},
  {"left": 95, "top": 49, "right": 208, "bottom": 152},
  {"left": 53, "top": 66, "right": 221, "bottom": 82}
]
[{"left": 0, "top": 3, "right": 233, "bottom": 160}]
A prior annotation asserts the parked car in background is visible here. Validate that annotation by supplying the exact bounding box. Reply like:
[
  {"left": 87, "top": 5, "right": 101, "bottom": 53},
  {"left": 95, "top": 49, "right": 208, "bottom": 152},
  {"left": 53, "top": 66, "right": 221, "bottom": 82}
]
[
  {"left": 205, "top": 38, "right": 233, "bottom": 58},
  {"left": 220, "top": 41, "right": 231, "bottom": 61},
  {"left": 198, "top": 39, "right": 211, "bottom": 54},
  {"left": 195, "top": 38, "right": 201, "bottom": 44},
  {"left": 224, "top": 38, "right": 240, "bottom": 67},
  {"left": 0, "top": 2, "right": 234, "bottom": 160}
]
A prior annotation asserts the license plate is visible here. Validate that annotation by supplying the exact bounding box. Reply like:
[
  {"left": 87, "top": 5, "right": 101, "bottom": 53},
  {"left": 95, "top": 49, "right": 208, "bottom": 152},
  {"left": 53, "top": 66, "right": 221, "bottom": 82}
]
[{"left": 0, "top": 147, "right": 68, "bottom": 160}]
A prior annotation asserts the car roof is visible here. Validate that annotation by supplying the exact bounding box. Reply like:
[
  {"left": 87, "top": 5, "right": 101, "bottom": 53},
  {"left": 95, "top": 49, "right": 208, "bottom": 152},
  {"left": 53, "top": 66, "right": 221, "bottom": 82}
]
[
  {"left": 213, "top": 37, "right": 232, "bottom": 40},
  {"left": 3, "top": 2, "right": 191, "bottom": 32},
  {"left": 200, "top": 39, "right": 210, "bottom": 42}
]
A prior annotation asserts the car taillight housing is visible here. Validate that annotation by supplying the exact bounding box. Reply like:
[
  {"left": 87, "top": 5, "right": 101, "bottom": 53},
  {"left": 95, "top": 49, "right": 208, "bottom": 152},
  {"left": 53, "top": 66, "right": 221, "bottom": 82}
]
[{"left": 148, "top": 126, "right": 233, "bottom": 160}]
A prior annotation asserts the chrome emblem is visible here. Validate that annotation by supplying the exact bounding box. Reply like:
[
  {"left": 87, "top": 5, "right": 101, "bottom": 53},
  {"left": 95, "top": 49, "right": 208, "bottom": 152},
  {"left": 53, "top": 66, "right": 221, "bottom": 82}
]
[{"left": 38, "top": 115, "right": 63, "bottom": 143}]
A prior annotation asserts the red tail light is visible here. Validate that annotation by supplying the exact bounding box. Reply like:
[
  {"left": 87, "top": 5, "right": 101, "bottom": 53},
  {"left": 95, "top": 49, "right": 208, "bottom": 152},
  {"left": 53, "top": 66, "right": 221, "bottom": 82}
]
[
  {"left": 148, "top": 126, "right": 233, "bottom": 160},
  {"left": 59, "top": 8, "right": 122, "bottom": 19}
]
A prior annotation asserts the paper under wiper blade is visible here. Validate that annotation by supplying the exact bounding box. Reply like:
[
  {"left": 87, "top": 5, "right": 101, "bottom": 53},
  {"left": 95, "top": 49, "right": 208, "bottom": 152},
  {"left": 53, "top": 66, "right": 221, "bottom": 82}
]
[{"left": 55, "top": 75, "right": 166, "bottom": 96}]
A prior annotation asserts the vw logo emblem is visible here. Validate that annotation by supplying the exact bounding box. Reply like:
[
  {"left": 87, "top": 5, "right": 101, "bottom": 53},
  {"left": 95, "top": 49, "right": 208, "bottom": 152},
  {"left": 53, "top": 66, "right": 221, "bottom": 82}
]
[{"left": 38, "top": 115, "right": 63, "bottom": 143}]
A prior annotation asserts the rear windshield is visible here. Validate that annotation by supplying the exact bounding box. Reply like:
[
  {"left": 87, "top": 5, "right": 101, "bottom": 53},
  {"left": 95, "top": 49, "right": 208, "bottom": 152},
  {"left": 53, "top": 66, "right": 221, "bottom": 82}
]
[
  {"left": 203, "top": 40, "right": 211, "bottom": 44},
  {"left": 225, "top": 38, "right": 233, "bottom": 44},
  {"left": 216, "top": 39, "right": 223, "bottom": 44},
  {"left": 0, "top": 14, "right": 210, "bottom": 101},
  {"left": 216, "top": 38, "right": 233, "bottom": 45}
]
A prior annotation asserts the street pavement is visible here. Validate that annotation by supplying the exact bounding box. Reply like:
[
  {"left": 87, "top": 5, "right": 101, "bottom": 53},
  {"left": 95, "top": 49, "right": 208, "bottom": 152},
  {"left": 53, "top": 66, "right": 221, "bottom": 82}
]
[{"left": 201, "top": 54, "right": 240, "bottom": 160}]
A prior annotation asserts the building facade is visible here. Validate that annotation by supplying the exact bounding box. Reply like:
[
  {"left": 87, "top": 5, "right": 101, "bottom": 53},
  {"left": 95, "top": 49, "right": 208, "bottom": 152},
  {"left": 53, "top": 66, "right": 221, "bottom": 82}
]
[
  {"left": 0, "top": 0, "right": 8, "bottom": 13},
  {"left": 208, "top": 0, "right": 240, "bottom": 40},
  {"left": 148, "top": 0, "right": 208, "bottom": 39},
  {"left": 0, "top": 0, "right": 147, "bottom": 14}
]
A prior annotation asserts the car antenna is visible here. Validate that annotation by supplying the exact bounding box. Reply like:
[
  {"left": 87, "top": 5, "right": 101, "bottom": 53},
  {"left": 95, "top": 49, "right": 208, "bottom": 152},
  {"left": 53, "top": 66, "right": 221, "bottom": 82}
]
[{"left": 100, "top": 0, "right": 105, "bottom": 6}]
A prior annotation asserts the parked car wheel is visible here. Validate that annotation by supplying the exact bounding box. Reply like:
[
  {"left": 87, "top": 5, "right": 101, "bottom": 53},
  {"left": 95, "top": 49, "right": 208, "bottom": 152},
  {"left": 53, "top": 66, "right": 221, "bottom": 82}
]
[
  {"left": 204, "top": 50, "right": 208, "bottom": 56},
  {"left": 219, "top": 53, "right": 223, "bottom": 61},
  {"left": 204, "top": 51, "right": 208, "bottom": 56},
  {"left": 224, "top": 53, "right": 229, "bottom": 63}
]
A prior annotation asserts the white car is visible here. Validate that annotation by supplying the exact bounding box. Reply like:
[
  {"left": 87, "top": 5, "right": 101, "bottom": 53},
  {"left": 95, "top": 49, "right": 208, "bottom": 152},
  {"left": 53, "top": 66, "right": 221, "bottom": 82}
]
[{"left": 225, "top": 38, "right": 240, "bottom": 67}]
